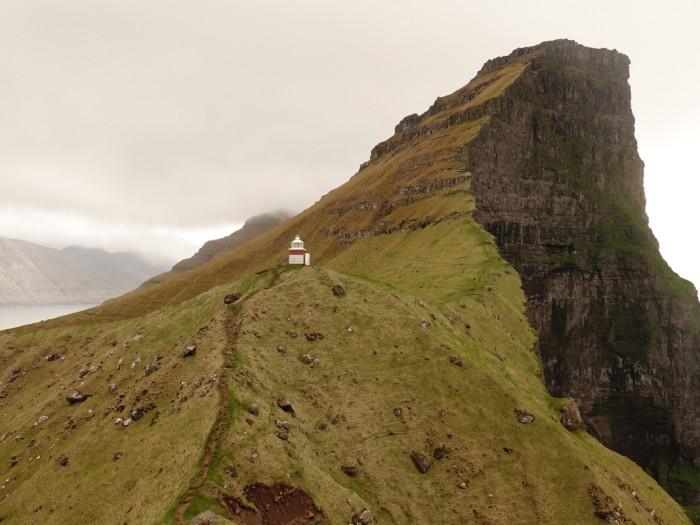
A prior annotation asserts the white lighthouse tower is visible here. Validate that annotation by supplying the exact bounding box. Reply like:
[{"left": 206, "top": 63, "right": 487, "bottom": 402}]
[{"left": 288, "top": 234, "right": 310, "bottom": 265}]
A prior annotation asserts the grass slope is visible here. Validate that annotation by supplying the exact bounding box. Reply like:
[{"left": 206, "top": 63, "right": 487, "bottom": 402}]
[{"left": 0, "top": 45, "right": 691, "bottom": 523}]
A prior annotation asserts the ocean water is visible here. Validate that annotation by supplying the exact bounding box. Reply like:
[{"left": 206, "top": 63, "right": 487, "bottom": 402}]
[{"left": 0, "top": 304, "right": 99, "bottom": 331}]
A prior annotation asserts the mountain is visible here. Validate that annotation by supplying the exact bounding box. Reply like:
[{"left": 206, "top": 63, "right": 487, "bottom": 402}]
[
  {"left": 0, "top": 237, "right": 167, "bottom": 306},
  {"left": 0, "top": 40, "right": 695, "bottom": 524},
  {"left": 172, "top": 212, "right": 291, "bottom": 273}
]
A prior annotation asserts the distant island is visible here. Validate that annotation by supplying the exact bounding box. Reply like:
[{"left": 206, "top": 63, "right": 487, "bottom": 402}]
[{"left": 0, "top": 236, "right": 168, "bottom": 306}]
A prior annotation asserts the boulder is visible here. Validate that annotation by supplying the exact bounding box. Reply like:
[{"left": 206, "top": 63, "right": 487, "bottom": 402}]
[
  {"left": 181, "top": 345, "right": 197, "bottom": 358},
  {"left": 66, "top": 390, "right": 89, "bottom": 405},
  {"left": 276, "top": 398, "right": 296, "bottom": 417},
  {"left": 410, "top": 451, "right": 430, "bottom": 474},
  {"left": 559, "top": 400, "right": 585, "bottom": 431},
  {"left": 332, "top": 284, "right": 345, "bottom": 296},
  {"left": 515, "top": 409, "right": 535, "bottom": 424},
  {"left": 223, "top": 293, "right": 242, "bottom": 304}
]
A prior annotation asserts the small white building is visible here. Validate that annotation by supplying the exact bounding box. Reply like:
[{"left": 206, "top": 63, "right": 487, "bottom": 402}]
[{"left": 288, "top": 234, "right": 311, "bottom": 265}]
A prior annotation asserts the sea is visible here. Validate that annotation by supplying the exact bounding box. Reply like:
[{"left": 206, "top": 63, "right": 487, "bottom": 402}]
[{"left": 0, "top": 304, "right": 100, "bottom": 331}]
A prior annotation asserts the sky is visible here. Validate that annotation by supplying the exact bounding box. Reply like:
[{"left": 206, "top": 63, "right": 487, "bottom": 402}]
[{"left": 1, "top": 1, "right": 698, "bottom": 291}]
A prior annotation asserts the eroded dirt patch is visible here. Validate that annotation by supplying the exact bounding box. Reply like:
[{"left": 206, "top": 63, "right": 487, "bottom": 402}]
[{"left": 221, "top": 483, "right": 326, "bottom": 525}]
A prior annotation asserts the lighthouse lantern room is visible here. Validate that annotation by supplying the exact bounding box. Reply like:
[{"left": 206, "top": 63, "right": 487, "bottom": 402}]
[{"left": 288, "top": 234, "right": 310, "bottom": 265}]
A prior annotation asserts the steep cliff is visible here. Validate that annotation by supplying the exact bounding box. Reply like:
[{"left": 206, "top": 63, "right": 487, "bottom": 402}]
[{"left": 460, "top": 40, "right": 700, "bottom": 506}]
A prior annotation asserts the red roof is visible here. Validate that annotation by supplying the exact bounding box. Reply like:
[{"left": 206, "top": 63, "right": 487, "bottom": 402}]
[{"left": 288, "top": 249, "right": 306, "bottom": 255}]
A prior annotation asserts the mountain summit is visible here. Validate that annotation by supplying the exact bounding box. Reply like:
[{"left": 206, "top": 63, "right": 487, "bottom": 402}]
[{"left": 0, "top": 40, "right": 696, "bottom": 524}]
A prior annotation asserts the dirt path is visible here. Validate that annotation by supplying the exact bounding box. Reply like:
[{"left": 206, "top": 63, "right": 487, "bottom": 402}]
[{"left": 175, "top": 310, "right": 236, "bottom": 524}]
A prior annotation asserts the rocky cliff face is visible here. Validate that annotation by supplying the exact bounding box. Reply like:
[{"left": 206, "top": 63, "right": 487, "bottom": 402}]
[
  {"left": 457, "top": 40, "right": 700, "bottom": 502},
  {"left": 365, "top": 38, "right": 700, "bottom": 507}
]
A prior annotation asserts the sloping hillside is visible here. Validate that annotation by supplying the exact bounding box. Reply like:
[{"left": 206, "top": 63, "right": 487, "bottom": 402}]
[
  {"left": 0, "top": 237, "right": 166, "bottom": 306},
  {"left": 0, "top": 39, "right": 694, "bottom": 524}
]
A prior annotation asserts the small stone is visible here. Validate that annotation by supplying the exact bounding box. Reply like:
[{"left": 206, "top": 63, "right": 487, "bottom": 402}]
[
  {"left": 300, "top": 354, "right": 313, "bottom": 365},
  {"left": 420, "top": 321, "right": 431, "bottom": 329},
  {"left": 503, "top": 447, "right": 514, "bottom": 454},
  {"left": 144, "top": 362, "right": 157, "bottom": 377},
  {"left": 352, "top": 508, "right": 374, "bottom": 524},
  {"left": 393, "top": 407, "right": 402, "bottom": 417},
  {"left": 115, "top": 417, "right": 124, "bottom": 425},
  {"left": 123, "top": 418, "right": 132, "bottom": 426},
  {"left": 247, "top": 405, "right": 259, "bottom": 416},
  {"left": 332, "top": 284, "right": 345, "bottom": 297},
  {"left": 35, "top": 415, "right": 49, "bottom": 426},
  {"left": 305, "top": 331, "right": 324, "bottom": 342},
  {"left": 276, "top": 420, "right": 290, "bottom": 431},
  {"left": 225, "top": 465, "right": 238, "bottom": 478},
  {"left": 433, "top": 447, "right": 445, "bottom": 460},
  {"left": 275, "top": 431, "right": 289, "bottom": 441},
  {"left": 6, "top": 368, "right": 20, "bottom": 383},
  {"left": 56, "top": 454, "right": 68, "bottom": 467},
  {"left": 131, "top": 408, "right": 145, "bottom": 421},
  {"left": 458, "top": 481, "right": 468, "bottom": 489},
  {"left": 318, "top": 423, "right": 327, "bottom": 430},
  {"left": 133, "top": 333, "right": 144, "bottom": 341},
  {"left": 347, "top": 327, "right": 353, "bottom": 333},
  {"left": 341, "top": 465, "right": 358, "bottom": 477},
  {"left": 277, "top": 346, "right": 287, "bottom": 354},
  {"left": 113, "top": 452, "right": 122, "bottom": 461},
  {"left": 181, "top": 345, "right": 197, "bottom": 358},
  {"left": 515, "top": 409, "right": 535, "bottom": 424},
  {"left": 78, "top": 366, "right": 89, "bottom": 378},
  {"left": 410, "top": 452, "right": 430, "bottom": 474},
  {"left": 109, "top": 383, "right": 118, "bottom": 394},
  {"left": 417, "top": 300, "right": 425, "bottom": 307}
]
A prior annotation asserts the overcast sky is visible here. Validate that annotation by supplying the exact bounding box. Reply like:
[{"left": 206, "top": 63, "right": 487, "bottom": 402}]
[{"left": 1, "top": 1, "right": 698, "bottom": 291}]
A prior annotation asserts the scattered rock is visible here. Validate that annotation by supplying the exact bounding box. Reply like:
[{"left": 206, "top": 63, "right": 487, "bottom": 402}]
[
  {"left": 449, "top": 356, "right": 464, "bottom": 367},
  {"left": 276, "top": 398, "right": 296, "bottom": 417},
  {"left": 417, "top": 300, "right": 425, "bottom": 308},
  {"left": 109, "top": 383, "right": 118, "bottom": 394},
  {"left": 393, "top": 407, "right": 403, "bottom": 417},
  {"left": 277, "top": 346, "right": 287, "bottom": 354},
  {"left": 78, "top": 366, "right": 89, "bottom": 378},
  {"left": 8, "top": 456, "right": 18, "bottom": 467},
  {"left": 275, "top": 431, "right": 289, "bottom": 441},
  {"left": 515, "top": 409, "right": 535, "bottom": 424},
  {"left": 305, "top": 331, "right": 324, "bottom": 342},
  {"left": 56, "top": 454, "right": 68, "bottom": 467},
  {"left": 45, "top": 350, "right": 65, "bottom": 362},
  {"left": 341, "top": 465, "right": 358, "bottom": 477},
  {"left": 410, "top": 451, "right": 430, "bottom": 474},
  {"left": 247, "top": 405, "right": 260, "bottom": 416},
  {"left": 276, "top": 420, "right": 290, "bottom": 431},
  {"left": 123, "top": 418, "right": 133, "bottom": 426},
  {"left": 89, "top": 364, "right": 102, "bottom": 373},
  {"left": 351, "top": 508, "right": 375, "bottom": 524},
  {"left": 133, "top": 333, "right": 144, "bottom": 341},
  {"left": 113, "top": 452, "right": 122, "bottom": 461},
  {"left": 300, "top": 354, "right": 313, "bottom": 364},
  {"left": 332, "top": 284, "right": 345, "bottom": 296},
  {"left": 115, "top": 417, "right": 124, "bottom": 425},
  {"left": 420, "top": 321, "right": 431, "bottom": 329},
  {"left": 457, "top": 481, "right": 468, "bottom": 489},
  {"left": 347, "top": 327, "right": 354, "bottom": 333},
  {"left": 144, "top": 362, "right": 157, "bottom": 377},
  {"left": 503, "top": 447, "right": 514, "bottom": 454},
  {"left": 35, "top": 415, "right": 49, "bottom": 426},
  {"left": 559, "top": 400, "right": 585, "bottom": 431},
  {"left": 66, "top": 390, "right": 89, "bottom": 405},
  {"left": 131, "top": 408, "right": 145, "bottom": 421},
  {"left": 318, "top": 423, "right": 327, "bottom": 431},
  {"left": 181, "top": 344, "right": 197, "bottom": 358},
  {"left": 224, "top": 465, "right": 238, "bottom": 478},
  {"left": 286, "top": 331, "right": 298, "bottom": 339},
  {"left": 224, "top": 293, "right": 242, "bottom": 304},
  {"left": 433, "top": 446, "right": 445, "bottom": 460}
]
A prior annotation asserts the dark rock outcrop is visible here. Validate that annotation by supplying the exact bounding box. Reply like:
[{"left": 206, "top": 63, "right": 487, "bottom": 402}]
[{"left": 454, "top": 39, "right": 700, "bottom": 502}]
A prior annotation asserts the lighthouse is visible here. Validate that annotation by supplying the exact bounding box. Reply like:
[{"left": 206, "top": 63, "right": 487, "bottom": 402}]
[{"left": 288, "top": 234, "right": 310, "bottom": 265}]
